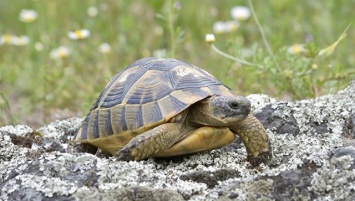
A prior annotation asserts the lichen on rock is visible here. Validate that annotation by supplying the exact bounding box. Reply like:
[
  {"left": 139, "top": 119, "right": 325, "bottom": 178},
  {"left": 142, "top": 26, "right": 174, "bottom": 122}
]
[{"left": 1, "top": 81, "right": 354, "bottom": 200}]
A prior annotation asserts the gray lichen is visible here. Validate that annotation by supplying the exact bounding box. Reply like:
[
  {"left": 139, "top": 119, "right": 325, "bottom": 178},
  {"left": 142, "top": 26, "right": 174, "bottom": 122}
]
[
  {"left": 0, "top": 81, "right": 354, "bottom": 200},
  {"left": 310, "top": 155, "right": 355, "bottom": 200}
]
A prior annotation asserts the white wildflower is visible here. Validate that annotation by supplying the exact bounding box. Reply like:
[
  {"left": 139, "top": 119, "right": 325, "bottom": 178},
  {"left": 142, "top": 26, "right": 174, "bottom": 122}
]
[
  {"left": 231, "top": 6, "right": 251, "bottom": 21},
  {"left": 50, "top": 46, "right": 71, "bottom": 60},
  {"left": 205, "top": 34, "right": 215, "bottom": 43},
  {"left": 68, "top": 29, "right": 90, "bottom": 40},
  {"left": 98, "top": 43, "right": 111, "bottom": 54},
  {"left": 19, "top": 9, "right": 38, "bottom": 23}
]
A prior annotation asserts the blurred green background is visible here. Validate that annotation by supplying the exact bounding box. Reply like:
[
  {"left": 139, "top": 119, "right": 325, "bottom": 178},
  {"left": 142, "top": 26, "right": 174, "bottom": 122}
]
[{"left": 0, "top": 0, "right": 354, "bottom": 127}]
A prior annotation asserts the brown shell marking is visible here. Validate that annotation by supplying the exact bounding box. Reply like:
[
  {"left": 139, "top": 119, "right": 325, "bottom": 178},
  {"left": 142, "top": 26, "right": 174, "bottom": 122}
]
[{"left": 75, "top": 58, "right": 235, "bottom": 154}]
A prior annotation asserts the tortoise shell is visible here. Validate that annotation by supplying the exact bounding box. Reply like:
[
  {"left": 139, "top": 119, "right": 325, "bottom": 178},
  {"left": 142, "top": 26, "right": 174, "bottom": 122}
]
[{"left": 75, "top": 57, "right": 236, "bottom": 154}]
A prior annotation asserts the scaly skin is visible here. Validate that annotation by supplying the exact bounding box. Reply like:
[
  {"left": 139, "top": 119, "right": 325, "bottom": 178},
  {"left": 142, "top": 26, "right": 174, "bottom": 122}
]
[
  {"left": 117, "top": 123, "right": 188, "bottom": 161},
  {"left": 230, "top": 114, "right": 272, "bottom": 166}
]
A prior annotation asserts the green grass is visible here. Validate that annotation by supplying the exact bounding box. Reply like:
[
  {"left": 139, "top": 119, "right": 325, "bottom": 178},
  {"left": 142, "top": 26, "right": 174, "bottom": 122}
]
[{"left": 0, "top": 0, "right": 354, "bottom": 127}]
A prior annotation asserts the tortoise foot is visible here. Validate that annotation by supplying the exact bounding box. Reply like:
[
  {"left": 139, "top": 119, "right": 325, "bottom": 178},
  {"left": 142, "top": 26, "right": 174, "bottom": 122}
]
[
  {"left": 117, "top": 144, "right": 142, "bottom": 161},
  {"left": 247, "top": 150, "right": 272, "bottom": 166},
  {"left": 116, "top": 145, "right": 137, "bottom": 161}
]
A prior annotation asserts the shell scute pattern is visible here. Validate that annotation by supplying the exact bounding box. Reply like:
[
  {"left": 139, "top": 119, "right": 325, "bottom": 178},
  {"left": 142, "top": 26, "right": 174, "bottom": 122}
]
[
  {"left": 88, "top": 109, "right": 100, "bottom": 139},
  {"left": 141, "top": 101, "right": 163, "bottom": 126},
  {"left": 98, "top": 109, "right": 113, "bottom": 137},
  {"left": 100, "top": 66, "right": 147, "bottom": 107},
  {"left": 77, "top": 58, "right": 232, "bottom": 143},
  {"left": 110, "top": 105, "right": 127, "bottom": 134},
  {"left": 143, "top": 58, "right": 184, "bottom": 71},
  {"left": 88, "top": 58, "right": 151, "bottom": 111},
  {"left": 125, "top": 70, "right": 174, "bottom": 105}
]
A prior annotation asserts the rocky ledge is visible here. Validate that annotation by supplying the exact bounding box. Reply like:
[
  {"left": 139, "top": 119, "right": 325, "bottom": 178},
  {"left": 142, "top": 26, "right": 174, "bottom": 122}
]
[{"left": 1, "top": 81, "right": 355, "bottom": 201}]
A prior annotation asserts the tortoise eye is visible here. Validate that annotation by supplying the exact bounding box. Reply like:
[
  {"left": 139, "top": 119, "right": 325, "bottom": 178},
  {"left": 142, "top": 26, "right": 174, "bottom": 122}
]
[{"left": 228, "top": 101, "right": 239, "bottom": 109}]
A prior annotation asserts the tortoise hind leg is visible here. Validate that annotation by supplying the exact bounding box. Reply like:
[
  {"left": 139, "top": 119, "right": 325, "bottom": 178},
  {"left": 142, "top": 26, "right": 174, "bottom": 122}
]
[{"left": 74, "top": 143, "right": 98, "bottom": 155}]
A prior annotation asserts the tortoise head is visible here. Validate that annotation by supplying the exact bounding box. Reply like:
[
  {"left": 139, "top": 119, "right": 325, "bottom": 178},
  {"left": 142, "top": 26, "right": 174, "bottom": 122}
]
[{"left": 189, "top": 95, "right": 251, "bottom": 126}]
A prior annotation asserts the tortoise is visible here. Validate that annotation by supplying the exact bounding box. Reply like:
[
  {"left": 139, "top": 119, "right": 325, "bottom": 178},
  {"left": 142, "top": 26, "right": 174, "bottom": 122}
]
[{"left": 74, "top": 57, "right": 272, "bottom": 166}]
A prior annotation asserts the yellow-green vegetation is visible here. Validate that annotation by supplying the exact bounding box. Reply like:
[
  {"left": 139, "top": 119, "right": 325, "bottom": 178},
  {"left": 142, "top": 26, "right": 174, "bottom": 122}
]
[{"left": 0, "top": 0, "right": 354, "bottom": 127}]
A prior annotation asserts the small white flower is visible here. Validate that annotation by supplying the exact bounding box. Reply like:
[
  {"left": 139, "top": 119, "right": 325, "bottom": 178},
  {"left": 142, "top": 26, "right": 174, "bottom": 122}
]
[
  {"left": 0, "top": 34, "right": 15, "bottom": 45},
  {"left": 50, "top": 46, "right": 71, "bottom": 60},
  {"left": 35, "top": 42, "right": 44, "bottom": 51},
  {"left": 231, "top": 6, "right": 251, "bottom": 21},
  {"left": 87, "top": 6, "right": 98, "bottom": 17},
  {"left": 287, "top": 44, "right": 306, "bottom": 54},
  {"left": 68, "top": 29, "right": 90, "bottom": 40},
  {"left": 12, "top": 35, "right": 30, "bottom": 46},
  {"left": 98, "top": 43, "right": 111, "bottom": 54},
  {"left": 213, "top": 21, "right": 227, "bottom": 34},
  {"left": 224, "top": 21, "right": 239, "bottom": 32},
  {"left": 205, "top": 34, "right": 215, "bottom": 43},
  {"left": 213, "top": 21, "right": 239, "bottom": 34},
  {"left": 153, "top": 49, "right": 167, "bottom": 58},
  {"left": 19, "top": 9, "right": 38, "bottom": 23}
]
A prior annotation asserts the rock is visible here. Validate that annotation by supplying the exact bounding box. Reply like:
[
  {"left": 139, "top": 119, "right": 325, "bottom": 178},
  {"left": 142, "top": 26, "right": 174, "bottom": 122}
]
[
  {"left": 1, "top": 81, "right": 355, "bottom": 200},
  {"left": 331, "top": 147, "right": 355, "bottom": 169},
  {"left": 180, "top": 169, "right": 241, "bottom": 188},
  {"left": 269, "top": 160, "right": 317, "bottom": 200},
  {"left": 74, "top": 186, "right": 184, "bottom": 201},
  {"left": 254, "top": 104, "right": 300, "bottom": 135}
]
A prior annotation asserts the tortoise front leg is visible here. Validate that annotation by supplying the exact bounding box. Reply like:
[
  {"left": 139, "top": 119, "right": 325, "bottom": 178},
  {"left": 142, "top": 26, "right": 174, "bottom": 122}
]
[
  {"left": 117, "top": 123, "right": 185, "bottom": 161},
  {"left": 152, "top": 126, "right": 235, "bottom": 157},
  {"left": 229, "top": 114, "right": 272, "bottom": 166}
]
